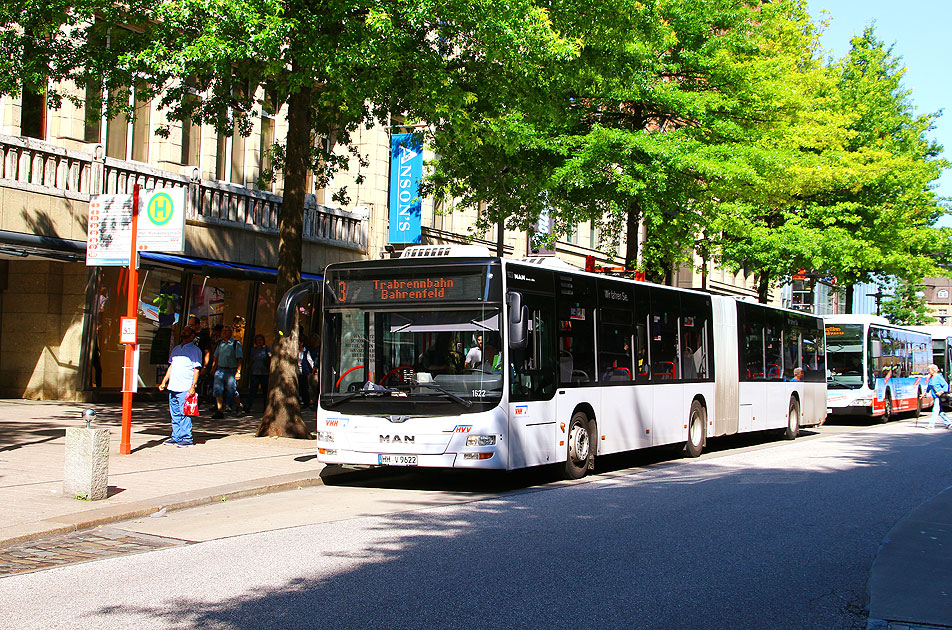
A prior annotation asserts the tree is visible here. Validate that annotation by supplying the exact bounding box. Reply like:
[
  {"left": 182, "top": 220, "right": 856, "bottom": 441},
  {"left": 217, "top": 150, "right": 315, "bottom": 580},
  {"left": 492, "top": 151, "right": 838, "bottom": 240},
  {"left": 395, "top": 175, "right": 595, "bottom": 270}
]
[
  {"left": 711, "top": 22, "right": 950, "bottom": 303},
  {"left": 881, "top": 281, "right": 936, "bottom": 325}
]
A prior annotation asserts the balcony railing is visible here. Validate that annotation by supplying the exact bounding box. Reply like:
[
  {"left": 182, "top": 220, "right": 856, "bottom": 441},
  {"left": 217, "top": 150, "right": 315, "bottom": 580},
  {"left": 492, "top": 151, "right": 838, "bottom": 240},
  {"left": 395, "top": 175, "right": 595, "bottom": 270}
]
[{"left": 0, "top": 133, "right": 367, "bottom": 251}]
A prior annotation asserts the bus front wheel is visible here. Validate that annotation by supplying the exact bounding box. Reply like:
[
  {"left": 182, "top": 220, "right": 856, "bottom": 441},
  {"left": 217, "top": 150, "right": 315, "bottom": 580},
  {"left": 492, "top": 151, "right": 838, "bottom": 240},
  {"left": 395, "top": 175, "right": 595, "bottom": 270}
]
[
  {"left": 564, "top": 412, "right": 593, "bottom": 480},
  {"left": 684, "top": 400, "right": 705, "bottom": 458},
  {"left": 880, "top": 395, "right": 892, "bottom": 424},
  {"left": 784, "top": 398, "right": 800, "bottom": 440}
]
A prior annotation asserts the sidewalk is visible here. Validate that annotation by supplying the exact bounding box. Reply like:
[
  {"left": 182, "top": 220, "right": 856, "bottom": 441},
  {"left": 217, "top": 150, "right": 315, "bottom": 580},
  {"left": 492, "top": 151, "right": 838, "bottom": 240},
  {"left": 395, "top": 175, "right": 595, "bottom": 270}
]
[
  {"left": 867, "top": 481, "right": 952, "bottom": 630},
  {"left": 0, "top": 399, "right": 329, "bottom": 547}
]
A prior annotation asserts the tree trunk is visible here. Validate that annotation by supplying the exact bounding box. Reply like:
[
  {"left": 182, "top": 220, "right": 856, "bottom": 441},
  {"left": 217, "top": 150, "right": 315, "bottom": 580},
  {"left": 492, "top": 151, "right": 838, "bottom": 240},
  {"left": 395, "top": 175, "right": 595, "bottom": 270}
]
[
  {"left": 625, "top": 200, "right": 640, "bottom": 270},
  {"left": 845, "top": 284, "right": 854, "bottom": 314},
  {"left": 496, "top": 213, "right": 505, "bottom": 257},
  {"left": 757, "top": 274, "right": 770, "bottom": 304},
  {"left": 258, "top": 82, "right": 313, "bottom": 439}
]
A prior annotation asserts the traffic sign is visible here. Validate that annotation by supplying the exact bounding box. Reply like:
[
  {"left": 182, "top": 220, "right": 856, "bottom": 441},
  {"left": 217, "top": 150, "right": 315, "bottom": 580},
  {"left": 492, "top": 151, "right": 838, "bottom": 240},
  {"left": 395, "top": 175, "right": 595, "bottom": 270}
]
[{"left": 138, "top": 188, "right": 186, "bottom": 252}]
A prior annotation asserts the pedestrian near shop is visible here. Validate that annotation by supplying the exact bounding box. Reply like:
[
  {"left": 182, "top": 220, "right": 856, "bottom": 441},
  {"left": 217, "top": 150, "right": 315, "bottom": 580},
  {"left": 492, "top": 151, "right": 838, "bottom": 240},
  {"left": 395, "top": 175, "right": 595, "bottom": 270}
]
[
  {"left": 246, "top": 334, "right": 272, "bottom": 413},
  {"left": 211, "top": 325, "right": 243, "bottom": 418},
  {"left": 925, "top": 363, "right": 952, "bottom": 429},
  {"left": 157, "top": 327, "right": 203, "bottom": 447}
]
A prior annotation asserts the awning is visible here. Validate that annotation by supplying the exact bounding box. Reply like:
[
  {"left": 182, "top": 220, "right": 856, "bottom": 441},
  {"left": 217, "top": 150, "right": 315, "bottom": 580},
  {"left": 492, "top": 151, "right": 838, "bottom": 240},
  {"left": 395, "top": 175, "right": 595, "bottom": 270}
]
[{"left": 139, "top": 252, "right": 323, "bottom": 282}]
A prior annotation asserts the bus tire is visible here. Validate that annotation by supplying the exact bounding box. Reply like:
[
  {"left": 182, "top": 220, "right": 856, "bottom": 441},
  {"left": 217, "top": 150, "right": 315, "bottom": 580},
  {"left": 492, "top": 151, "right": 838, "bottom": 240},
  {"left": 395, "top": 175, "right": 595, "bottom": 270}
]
[
  {"left": 684, "top": 400, "right": 705, "bottom": 458},
  {"left": 880, "top": 394, "right": 892, "bottom": 424},
  {"left": 915, "top": 389, "right": 923, "bottom": 418},
  {"left": 563, "top": 411, "right": 593, "bottom": 480},
  {"left": 784, "top": 397, "right": 800, "bottom": 440}
]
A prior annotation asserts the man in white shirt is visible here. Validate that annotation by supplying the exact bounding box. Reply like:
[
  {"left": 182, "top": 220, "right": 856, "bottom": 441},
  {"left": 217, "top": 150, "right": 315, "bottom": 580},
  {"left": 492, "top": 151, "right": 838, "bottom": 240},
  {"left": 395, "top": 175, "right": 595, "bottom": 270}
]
[
  {"left": 158, "top": 327, "right": 203, "bottom": 447},
  {"left": 465, "top": 334, "right": 483, "bottom": 369}
]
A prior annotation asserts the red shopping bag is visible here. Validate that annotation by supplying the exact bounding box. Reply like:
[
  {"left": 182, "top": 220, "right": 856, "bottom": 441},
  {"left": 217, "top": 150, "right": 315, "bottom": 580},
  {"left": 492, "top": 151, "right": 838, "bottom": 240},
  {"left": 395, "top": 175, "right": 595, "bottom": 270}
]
[{"left": 183, "top": 392, "right": 199, "bottom": 417}]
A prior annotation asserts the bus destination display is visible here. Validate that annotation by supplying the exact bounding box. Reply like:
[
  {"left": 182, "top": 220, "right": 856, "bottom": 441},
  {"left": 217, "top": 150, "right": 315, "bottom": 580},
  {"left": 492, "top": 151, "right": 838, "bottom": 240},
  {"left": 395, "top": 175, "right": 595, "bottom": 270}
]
[{"left": 329, "top": 272, "right": 486, "bottom": 304}]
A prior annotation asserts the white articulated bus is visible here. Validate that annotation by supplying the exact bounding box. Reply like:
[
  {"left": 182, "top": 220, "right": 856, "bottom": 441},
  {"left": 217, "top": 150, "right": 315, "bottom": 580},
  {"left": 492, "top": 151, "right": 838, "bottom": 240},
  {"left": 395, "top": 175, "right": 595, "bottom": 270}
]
[
  {"left": 315, "top": 247, "right": 826, "bottom": 478},
  {"left": 826, "top": 315, "right": 932, "bottom": 421}
]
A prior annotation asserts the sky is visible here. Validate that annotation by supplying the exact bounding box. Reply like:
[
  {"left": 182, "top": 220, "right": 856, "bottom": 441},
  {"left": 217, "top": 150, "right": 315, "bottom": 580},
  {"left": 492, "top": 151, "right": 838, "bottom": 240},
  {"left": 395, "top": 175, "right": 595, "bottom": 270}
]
[{"left": 806, "top": 0, "right": 951, "bottom": 220}]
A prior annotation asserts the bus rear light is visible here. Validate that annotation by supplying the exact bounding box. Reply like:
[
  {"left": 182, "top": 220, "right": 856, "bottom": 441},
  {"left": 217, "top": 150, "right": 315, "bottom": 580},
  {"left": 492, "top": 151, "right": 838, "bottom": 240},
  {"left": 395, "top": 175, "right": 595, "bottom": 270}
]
[
  {"left": 466, "top": 435, "right": 496, "bottom": 447},
  {"left": 463, "top": 452, "right": 494, "bottom": 460}
]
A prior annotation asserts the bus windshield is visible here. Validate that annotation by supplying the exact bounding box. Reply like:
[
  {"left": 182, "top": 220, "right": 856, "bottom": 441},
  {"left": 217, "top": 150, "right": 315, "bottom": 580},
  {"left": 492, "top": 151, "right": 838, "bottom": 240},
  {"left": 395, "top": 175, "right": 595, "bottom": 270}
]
[
  {"left": 321, "top": 306, "right": 504, "bottom": 411},
  {"left": 825, "top": 324, "right": 865, "bottom": 389}
]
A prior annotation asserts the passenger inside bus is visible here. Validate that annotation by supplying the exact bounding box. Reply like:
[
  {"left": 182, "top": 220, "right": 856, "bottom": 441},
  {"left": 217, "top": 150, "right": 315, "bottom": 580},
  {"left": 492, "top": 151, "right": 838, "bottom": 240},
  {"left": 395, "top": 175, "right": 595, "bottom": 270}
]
[{"left": 417, "top": 332, "right": 461, "bottom": 375}]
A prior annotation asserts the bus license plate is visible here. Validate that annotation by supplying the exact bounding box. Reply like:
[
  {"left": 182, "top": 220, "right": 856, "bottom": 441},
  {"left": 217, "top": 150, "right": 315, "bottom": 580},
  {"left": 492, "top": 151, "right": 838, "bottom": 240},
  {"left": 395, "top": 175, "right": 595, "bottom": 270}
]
[{"left": 378, "top": 454, "right": 418, "bottom": 466}]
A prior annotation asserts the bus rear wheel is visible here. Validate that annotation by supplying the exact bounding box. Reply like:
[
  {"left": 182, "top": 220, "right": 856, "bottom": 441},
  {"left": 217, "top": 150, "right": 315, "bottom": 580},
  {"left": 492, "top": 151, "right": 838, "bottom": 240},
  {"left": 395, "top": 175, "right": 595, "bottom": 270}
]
[
  {"left": 564, "top": 412, "right": 593, "bottom": 480},
  {"left": 684, "top": 400, "right": 705, "bottom": 458},
  {"left": 784, "top": 398, "right": 800, "bottom": 440}
]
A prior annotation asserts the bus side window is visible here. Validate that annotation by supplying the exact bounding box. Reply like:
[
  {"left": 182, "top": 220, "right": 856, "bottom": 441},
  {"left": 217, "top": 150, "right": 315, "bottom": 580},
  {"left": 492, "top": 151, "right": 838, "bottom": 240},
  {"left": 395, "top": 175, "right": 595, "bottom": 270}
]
[
  {"left": 597, "top": 308, "right": 633, "bottom": 383},
  {"left": 649, "top": 287, "right": 679, "bottom": 381}
]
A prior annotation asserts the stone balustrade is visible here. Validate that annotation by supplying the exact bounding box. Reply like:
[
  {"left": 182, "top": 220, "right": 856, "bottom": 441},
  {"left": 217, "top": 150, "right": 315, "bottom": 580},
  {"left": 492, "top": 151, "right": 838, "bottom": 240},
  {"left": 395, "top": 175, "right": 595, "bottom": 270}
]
[{"left": 0, "top": 133, "right": 367, "bottom": 252}]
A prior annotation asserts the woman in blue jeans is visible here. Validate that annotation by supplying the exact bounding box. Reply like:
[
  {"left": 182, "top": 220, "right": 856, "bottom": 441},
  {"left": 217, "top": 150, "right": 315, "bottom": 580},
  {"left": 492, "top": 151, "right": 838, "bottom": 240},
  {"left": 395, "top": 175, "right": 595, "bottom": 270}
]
[{"left": 925, "top": 363, "right": 952, "bottom": 429}]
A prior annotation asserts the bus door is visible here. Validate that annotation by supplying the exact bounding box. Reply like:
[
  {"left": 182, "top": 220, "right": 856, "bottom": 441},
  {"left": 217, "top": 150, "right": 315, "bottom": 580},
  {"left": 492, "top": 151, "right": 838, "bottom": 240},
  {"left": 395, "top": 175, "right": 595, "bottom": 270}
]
[{"left": 508, "top": 291, "right": 558, "bottom": 469}]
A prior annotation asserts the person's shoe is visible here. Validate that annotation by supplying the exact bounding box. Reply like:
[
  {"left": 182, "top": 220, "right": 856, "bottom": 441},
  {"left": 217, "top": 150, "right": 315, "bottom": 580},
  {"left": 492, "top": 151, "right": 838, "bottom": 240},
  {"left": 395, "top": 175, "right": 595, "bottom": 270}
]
[
  {"left": 163, "top": 438, "right": 178, "bottom": 445},
  {"left": 177, "top": 440, "right": 194, "bottom": 448},
  {"left": 212, "top": 411, "right": 224, "bottom": 419}
]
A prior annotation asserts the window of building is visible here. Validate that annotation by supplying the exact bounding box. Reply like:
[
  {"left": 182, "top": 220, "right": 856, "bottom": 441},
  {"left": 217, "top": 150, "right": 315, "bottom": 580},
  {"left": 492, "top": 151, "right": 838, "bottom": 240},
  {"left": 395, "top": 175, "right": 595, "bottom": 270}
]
[
  {"left": 258, "top": 90, "right": 277, "bottom": 191},
  {"left": 104, "top": 82, "right": 152, "bottom": 162},
  {"left": 180, "top": 89, "right": 202, "bottom": 166},
  {"left": 21, "top": 88, "right": 47, "bottom": 140},
  {"left": 83, "top": 83, "right": 103, "bottom": 143}
]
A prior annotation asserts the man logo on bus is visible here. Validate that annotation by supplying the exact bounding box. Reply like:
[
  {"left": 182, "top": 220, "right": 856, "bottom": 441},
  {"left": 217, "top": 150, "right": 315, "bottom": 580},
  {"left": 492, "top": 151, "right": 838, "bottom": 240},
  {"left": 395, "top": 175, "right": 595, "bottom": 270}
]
[{"left": 146, "top": 192, "right": 175, "bottom": 226}]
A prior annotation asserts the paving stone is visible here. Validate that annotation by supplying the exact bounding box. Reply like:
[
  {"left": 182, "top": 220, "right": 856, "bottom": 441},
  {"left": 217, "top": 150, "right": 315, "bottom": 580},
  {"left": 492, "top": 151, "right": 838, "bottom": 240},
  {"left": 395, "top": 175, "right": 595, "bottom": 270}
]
[{"left": 0, "top": 527, "right": 188, "bottom": 576}]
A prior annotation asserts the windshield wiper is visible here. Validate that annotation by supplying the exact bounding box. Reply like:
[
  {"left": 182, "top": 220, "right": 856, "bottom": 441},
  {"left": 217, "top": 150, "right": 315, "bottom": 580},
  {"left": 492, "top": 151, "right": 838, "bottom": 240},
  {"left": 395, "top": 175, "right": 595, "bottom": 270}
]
[
  {"left": 390, "top": 382, "right": 473, "bottom": 407},
  {"left": 323, "top": 384, "right": 395, "bottom": 408}
]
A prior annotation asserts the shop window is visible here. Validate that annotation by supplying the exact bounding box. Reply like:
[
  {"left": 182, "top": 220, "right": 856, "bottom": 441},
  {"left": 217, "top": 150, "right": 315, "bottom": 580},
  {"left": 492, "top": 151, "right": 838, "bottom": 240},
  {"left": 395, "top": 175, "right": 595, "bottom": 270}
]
[
  {"left": 92, "top": 267, "right": 184, "bottom": 389},
  {"left": 189, "top": 277, "right": 251, "bottom": 346}
]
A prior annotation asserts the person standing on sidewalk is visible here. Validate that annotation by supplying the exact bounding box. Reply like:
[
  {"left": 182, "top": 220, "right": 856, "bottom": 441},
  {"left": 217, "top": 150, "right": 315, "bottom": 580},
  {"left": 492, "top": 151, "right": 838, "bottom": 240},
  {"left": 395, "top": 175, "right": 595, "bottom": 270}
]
[
  {"left": 925, "top": 363, "right": 952, "bottom": 429},
  {"left": 210, "top": 325, "right": 243, "bottom": 418},
  {"left": 245, "top": 334, "right": 272, "bottom": 413},
  {"left": 157, "top": 327, "right": 203, "bottom": 447}
]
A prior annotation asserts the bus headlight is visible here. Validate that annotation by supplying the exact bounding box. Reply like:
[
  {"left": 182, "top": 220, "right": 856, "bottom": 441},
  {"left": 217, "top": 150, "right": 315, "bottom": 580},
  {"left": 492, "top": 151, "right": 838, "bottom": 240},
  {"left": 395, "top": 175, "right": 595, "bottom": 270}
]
[
  {"left": 316, "top": 431, "right": 335, "bottom": 442},
  {"left": 466, "top": 435, "right": 496, "bottom": 447}
]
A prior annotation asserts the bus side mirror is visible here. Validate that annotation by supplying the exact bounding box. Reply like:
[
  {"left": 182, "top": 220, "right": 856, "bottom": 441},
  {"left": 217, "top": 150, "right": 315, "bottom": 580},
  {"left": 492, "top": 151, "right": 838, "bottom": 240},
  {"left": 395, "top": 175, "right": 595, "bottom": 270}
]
[{"left": 508, "top": 291, "right": 528, "bottom": 349}]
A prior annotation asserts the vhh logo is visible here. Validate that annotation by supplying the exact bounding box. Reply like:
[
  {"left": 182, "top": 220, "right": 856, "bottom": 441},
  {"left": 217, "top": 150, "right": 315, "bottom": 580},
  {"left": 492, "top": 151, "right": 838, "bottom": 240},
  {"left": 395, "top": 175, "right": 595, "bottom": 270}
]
[{"left": 147, "top": 192, "right": 175, "bottom": 226}]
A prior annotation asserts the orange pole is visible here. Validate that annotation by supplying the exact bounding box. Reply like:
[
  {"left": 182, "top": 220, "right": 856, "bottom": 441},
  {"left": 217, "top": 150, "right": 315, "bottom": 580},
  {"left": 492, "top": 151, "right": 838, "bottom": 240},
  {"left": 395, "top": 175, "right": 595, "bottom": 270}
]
[{"left": 119, "top": 185, "right": 140, "bottom": 455}]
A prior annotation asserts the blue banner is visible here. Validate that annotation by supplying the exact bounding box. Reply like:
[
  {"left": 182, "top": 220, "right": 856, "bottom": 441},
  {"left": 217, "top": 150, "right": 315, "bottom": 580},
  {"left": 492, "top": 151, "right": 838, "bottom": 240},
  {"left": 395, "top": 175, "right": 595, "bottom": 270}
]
[{"left": 388, "top": 133, "right": 423, "bottom": 245}]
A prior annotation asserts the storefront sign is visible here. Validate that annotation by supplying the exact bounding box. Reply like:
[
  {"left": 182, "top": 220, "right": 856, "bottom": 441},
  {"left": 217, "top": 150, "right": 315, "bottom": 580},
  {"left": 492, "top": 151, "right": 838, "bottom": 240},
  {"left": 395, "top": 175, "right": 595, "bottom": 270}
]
[
  {"left": 138, "top": 188, "right": 186, "bottom": 252},
  {"left": 86, "top": 194, "right": 134, "bottom": 266},
  {"left": 388, "top": 133, "right": 423, "bottom": 245}
]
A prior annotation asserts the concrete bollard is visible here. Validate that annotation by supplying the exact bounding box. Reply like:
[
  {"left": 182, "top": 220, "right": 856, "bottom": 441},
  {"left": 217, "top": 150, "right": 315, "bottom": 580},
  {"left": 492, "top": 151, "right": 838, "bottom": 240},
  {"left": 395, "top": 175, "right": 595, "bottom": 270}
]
[{"left": 63, "top": 411, "right": 110, "bottom": 501}]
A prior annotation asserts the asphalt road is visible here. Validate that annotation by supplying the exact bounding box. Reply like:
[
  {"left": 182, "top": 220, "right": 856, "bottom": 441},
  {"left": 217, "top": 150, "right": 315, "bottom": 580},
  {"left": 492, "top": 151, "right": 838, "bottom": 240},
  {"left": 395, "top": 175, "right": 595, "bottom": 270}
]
[{"left": 1, "top": 418, "right": 950, "bottom": 630}]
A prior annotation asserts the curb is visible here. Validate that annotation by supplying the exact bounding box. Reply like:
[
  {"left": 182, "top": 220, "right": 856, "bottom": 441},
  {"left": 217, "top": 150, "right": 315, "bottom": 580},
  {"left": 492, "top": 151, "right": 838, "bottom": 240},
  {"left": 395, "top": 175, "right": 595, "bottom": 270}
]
[{"left": 0, "top": 469, "right": 336, "bottom": 548}]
